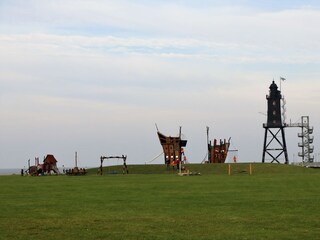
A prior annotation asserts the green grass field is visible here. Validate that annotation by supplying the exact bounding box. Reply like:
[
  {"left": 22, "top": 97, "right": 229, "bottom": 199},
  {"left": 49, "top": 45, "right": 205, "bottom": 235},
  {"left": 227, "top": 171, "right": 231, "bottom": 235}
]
[{"left": 0, "top": 164, "right": 319, "bottom": 240}]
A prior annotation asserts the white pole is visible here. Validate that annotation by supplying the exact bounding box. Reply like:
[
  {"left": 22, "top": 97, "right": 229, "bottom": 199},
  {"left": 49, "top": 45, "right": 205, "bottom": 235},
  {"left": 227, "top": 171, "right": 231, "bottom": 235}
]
[
  {"left": 279, "top": 77, "right": 282, "bottom": 92},
  {"left": 75, "top": 151, "right": 78, "bottom": 168}
]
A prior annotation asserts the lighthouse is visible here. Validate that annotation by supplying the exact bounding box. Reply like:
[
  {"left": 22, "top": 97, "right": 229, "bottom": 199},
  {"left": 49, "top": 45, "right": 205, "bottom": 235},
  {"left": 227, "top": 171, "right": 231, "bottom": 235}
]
[{"left": 262, "top": 81, "right": 289, "bottom": 164}]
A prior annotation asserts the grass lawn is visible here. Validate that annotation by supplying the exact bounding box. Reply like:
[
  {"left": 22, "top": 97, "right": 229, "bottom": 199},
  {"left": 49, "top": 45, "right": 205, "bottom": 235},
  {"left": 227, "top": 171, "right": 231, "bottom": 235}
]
[{"left": 0, "top": 164, "right": 319, "bottom": 240}]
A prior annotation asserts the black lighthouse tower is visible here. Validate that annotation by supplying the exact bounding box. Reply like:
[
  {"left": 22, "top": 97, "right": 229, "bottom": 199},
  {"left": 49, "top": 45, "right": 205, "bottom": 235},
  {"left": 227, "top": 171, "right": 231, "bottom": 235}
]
[{"left": 262, "top": 81, "right": 289, "bottom": 164}]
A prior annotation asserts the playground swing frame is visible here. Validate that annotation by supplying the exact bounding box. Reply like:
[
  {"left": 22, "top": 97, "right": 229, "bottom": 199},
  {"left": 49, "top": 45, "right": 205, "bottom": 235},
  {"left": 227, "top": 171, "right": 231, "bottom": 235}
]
[{"left": 99, "top": 155, "right": 128, "bottom": 175}]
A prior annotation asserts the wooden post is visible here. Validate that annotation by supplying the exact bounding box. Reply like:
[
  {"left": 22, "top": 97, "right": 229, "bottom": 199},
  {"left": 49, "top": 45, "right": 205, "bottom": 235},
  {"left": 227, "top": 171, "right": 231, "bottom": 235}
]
[
  {"left": 250, "top": 163, "right": 252, "bottom": 175},
  {"left": 100, "top": 156, "right": 103, "bottom": 176},
  {"left": 228, "top": 164, "right": 231, "bottom": 176}
]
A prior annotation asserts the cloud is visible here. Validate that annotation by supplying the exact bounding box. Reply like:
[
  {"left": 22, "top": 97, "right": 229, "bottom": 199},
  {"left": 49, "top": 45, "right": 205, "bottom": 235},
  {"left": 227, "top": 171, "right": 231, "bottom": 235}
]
[
  {"left": 2, "top": 1, "right": 320, "bottom": 46},
  {"left": 2, "top": 1, "right": 320, "bottom": 66}
]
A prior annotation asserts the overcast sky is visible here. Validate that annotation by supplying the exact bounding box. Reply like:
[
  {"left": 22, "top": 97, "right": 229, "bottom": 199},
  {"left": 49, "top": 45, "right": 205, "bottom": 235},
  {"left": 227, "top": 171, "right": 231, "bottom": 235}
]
[{"left": 1, "top": 0, "right": 320, "bottom": 169}]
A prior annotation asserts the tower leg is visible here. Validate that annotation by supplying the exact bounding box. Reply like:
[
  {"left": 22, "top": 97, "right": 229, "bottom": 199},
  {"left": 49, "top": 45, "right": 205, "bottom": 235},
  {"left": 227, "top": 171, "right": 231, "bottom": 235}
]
[
  {"left": 281, "top": 127, "right": 289, "bottom": 164},
  {"left": 262, "top": 128, "right": 268, "bottom": 163}
]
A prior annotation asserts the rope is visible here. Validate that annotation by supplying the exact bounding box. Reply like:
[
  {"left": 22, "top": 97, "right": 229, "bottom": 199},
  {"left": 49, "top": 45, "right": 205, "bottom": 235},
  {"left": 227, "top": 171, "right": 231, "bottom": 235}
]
[
  {"left": 229, "top": 138, "right": 238, "bottom": 152},
  {"left": 201, "top": 153, "right": 208, "bottom": 164},
  {"left": 145, "top": 152, "right": 164, "bottom": 164}
]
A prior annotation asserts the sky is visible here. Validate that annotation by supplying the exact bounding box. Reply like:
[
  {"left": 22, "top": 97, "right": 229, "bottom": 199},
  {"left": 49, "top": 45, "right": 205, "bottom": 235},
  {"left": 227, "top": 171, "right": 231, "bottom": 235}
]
[{"left": 1, "top": 0, "right": 320, "bottom": 169}]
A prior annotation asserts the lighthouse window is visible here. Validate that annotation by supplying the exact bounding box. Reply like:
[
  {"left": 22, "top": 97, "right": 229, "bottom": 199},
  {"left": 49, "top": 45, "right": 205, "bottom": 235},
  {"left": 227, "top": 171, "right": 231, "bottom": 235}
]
[
  {"left": 272, "top": 101, "right": 276, "bottom": 106},
  {"left": 273, "top": 110, "right": 276, "bottom": 115}
]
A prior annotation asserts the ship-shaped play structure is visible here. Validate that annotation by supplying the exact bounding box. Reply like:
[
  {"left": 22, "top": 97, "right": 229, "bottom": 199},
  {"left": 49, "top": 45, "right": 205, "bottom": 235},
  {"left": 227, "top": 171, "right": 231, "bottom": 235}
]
[
  {"left": 156, "top": 126, "right": 187, "bottom": 166},
  {"left": 156, "top": 126, "right": 230, "bottom": 165},
  {"left": 206, "top": 127, "right": 230, "bottom": 163}
]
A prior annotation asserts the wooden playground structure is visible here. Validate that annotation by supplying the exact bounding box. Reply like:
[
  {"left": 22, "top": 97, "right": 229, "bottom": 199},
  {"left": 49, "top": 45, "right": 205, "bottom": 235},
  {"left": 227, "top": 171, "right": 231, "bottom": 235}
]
[{"left": 26, "top": 154, "right": 60, "bottom": 176}]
